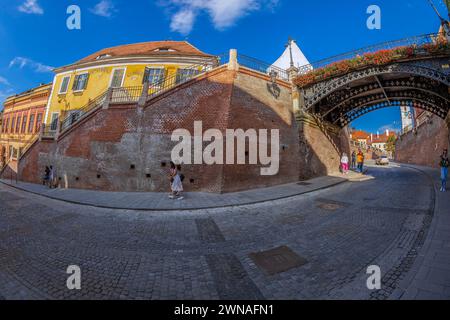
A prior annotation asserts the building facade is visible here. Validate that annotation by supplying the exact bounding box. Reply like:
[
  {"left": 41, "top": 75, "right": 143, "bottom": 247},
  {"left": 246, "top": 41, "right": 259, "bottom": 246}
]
[
  {"left": 44, "top": 41, "right": 217, "bottom": 132},
  {"left": 0, "top": 83, "right": 51, "bottom": 167}
]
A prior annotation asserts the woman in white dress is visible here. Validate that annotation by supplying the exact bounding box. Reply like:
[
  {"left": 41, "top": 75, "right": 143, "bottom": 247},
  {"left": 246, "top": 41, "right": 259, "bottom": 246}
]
[{"left": 169, "top": 161, "right": 184, "bottom": 200}]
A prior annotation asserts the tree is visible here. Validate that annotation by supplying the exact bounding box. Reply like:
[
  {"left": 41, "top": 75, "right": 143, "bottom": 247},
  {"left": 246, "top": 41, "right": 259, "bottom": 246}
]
[{"left": 385, "top": 135, "right": 397, "bottom": 157}]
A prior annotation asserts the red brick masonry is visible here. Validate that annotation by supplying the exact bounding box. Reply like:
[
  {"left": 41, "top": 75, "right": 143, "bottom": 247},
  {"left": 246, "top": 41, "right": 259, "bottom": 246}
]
[{"left": 7, "top": 67, "right": 348, "bottom": 193}]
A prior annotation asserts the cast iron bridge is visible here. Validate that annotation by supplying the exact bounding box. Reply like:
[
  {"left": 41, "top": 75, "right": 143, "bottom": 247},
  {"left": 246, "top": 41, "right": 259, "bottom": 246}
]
[{"left": 293, "top": 33, "right": 450, "bottom": 127}]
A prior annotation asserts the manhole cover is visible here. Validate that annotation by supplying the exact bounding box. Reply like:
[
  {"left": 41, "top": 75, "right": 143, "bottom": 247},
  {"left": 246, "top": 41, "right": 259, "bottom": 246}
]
[
  {"left": 249, "top": 246, "right": 308, "bottom": 276},
  {"left": 316, "top": 198, "right": 350, "bottom": 211}
]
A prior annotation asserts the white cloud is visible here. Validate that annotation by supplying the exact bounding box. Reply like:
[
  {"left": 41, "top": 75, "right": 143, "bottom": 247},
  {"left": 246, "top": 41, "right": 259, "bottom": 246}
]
[
  {"left": 90, "top": 0, "right": 117, "bottom": 18},
  {"left": 162, "top": 0, "right": 279, "bottom": 35},
  {"left": 18, "top": 0, "right": 44, "bottom": 15},
  {"left": 0, "top": 89, "right": 15, "bottom": 104},
  {"left": 9, "top": 57, "right": 53, "bottom": 73},
  {"left": 0, "top": 76, "right": 10, "bottom": 86},
  {"left": 379, "top": 123, "right": 401, "bottom": 133}
]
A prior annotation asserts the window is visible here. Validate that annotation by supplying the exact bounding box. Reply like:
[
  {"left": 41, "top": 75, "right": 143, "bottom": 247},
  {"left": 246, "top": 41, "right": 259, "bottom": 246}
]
[
  {"left": 143, "top": 67, "right": 165, "bottom": 85},
  {"left": 4, "top": 117, "right": 9, "bottom": 133},
  {"left": 15, "top": 116, "right": 21, "bottom": 133},
  {"left": 28, "top": 114, "right": 35, "bottom": 133},
  {"left": 21, "top": 115, "right": 27, "bottom": 133},
  {"left": 11, "top": 117, "right": 15, "bottom": 132},
  {"left": 50, "top": 113, "right": 59, "bottom": 131},
  {"left": 110, "top": 68, "right": 126, "bottom": 88},
  {"left": 176, "top": 68, "right": 200, "bottom": 84},
  {"left": 59, "top": 76, "right": 71, "bottom": 94},
  {"left": 72, "top": 73, "right": 89, "bottom": 92},
  {"left": 36, "top": 113, "right": 43, "bottom": 131}
]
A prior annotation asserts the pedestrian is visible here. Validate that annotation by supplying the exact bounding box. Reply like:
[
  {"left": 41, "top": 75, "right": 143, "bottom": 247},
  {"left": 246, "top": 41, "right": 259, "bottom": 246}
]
[
  {"left": 357, "top": 149, "right": 365, "bottom": 173},
  {"left": 49, "top": 165, "right": 57, "bottom": 189},
  {"left": 439, "top": 149, "right": 449, "bottom": 192},
  {"left": 43, "top": 166, "right": 50, "bottom": 186},
  {"left": 341, "top": 152, "right": 349, "bottom": 175},
  {"left": 168, "top": 161, "right": 184, "bottom": 200},
  {"left": 351, "top": 151, "right": 356, "bottom": 169}
]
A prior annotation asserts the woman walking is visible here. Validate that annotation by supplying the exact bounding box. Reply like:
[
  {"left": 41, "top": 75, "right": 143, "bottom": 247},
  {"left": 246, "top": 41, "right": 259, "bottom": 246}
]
[
  {"left": 168, "top": 161, "right": 184, "bottom": 200},
  {"left": 439, "top": 149, "right": 449, "bottom": 192},
  {"left": 341, "top": 152, "right": 349, "bottom": 175}
]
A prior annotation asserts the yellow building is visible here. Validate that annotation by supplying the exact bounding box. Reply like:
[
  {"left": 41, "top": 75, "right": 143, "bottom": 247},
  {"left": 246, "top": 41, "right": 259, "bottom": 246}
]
[
  {"left": 45, "top": 41, "right": 217, "bottom": 131},
  {"left": 0, "top": 83, "right": 51, "bottom": 167}
]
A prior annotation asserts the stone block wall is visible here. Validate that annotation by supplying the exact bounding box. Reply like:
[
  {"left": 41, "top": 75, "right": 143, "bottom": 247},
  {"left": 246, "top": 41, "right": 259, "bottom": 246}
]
[{"left": 395, "top": 114, "right": 449, "bottom": 168}]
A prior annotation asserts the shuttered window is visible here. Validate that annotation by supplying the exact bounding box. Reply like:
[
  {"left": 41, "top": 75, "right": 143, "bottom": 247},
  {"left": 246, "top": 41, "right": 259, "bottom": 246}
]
[
  {"left": 110, "top": 68, "right": 125, "bottom": 88},
  {"left": 143, "top": 67, "right": 165, "bottom": 85},
  {"left": 72, "top": 73, "right": 89, "bottom": 91},
  {"left": 59, "top": 76, "right": 71, "bottom": 94},
  {"left": 176, "top": 68, "right": 200, "bottom": 84}
]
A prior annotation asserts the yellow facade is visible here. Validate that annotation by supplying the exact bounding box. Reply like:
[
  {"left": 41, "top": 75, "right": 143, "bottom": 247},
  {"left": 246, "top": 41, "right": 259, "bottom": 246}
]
[{"left": 45, "top": 62, "right": 211, "bottom": 128}]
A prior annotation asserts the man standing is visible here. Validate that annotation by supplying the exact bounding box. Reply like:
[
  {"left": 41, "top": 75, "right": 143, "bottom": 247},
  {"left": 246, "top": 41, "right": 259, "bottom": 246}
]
[
  {"left": 440, "top": 149, "right": 449, "bottom": 192},
  {"left": 351, "top": 151, "right": 357, "bottom": 169},
  {"left": 357, "top": 149, "right": 365, "bottom": 173}
]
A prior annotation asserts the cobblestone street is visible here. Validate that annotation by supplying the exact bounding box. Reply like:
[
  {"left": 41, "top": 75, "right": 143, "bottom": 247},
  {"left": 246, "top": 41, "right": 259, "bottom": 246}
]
[{"left": 0, "top": 164, "right": 448, "bottom": 300}]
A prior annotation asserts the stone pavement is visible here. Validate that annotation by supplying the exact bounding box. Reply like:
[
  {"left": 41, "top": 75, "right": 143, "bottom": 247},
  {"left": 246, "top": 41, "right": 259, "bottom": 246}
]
[
  {"left": 0, "top": 163, "right": 447, "bottom": 300},
  {"left": 0, "top": 171, "right": 368, "bottom": 210},
  {"left": 390, "top": 164, "right": 450, "bottom": 300}
]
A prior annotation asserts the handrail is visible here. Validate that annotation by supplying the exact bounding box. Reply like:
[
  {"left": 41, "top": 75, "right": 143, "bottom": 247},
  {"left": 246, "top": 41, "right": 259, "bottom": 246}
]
[
  {"left": 59, "top": 90, "right": 108, "bottom": 132},
  {"left": 237, "top": 54, "right": 289, "bottom": 81},
  {"left": 144, "top": 58, "right": 224, "bottom": 101},
  {"left": 49, "top": 52, "right": 288, "bottom": 135},
  {"left": 298, "top": 33, "right": 444, "bottom": 75}
]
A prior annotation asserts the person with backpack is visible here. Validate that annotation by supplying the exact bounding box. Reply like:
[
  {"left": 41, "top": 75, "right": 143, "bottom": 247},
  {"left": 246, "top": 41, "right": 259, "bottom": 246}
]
[
  {"left": 439, "top": 149, "right": 449, "bottom": 192},
  {"left": 356, "top": 149, "right": 365, "bottom": 173},
  {"left": 168, "top": 161, "right": 184, "bottom": 200},
  {"left": 43, "top": 166, "right": 50, "bottom": 186}
]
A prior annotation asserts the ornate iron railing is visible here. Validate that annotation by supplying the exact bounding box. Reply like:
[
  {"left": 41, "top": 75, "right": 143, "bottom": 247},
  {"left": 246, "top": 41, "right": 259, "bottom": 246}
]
[
  {"left": 18, "top": 135, "right": 39, "bottom": 159},
  {"left": 59, "top": 91, "right": 108, "bottom": 132},
  {"left": 298, "top": 33, "right": 443, "bottom": 75},
  {"left": 144, "top": 59, "right": 223, "bottom": 101},
  {"left": 238, "top": 54, "right": 290, "bottom": 81},
  {"left": 111, "top": 86, "right": 143, "bottom": 104}
]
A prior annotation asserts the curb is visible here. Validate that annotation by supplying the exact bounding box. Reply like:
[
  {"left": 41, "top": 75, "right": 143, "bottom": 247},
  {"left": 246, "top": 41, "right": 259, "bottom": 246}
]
[
  {"left": 0, "top": 177, "right": 352, "bottom": 212},
  {"left": 388, "top": 163, "right": 439, "bottom": 300}
]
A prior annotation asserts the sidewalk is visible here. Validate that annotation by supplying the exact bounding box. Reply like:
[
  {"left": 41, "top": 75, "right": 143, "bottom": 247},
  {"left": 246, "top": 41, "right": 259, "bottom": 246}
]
[
  {"left": 390, "top": 164, "right": 450, "bottom": 300},
  {"left": 0, "top": 171, "right": 367, "bottom": 211}
]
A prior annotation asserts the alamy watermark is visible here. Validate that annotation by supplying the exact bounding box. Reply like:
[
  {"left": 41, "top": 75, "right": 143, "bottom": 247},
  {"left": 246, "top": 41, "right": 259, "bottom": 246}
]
[
  {"left": 171, "top": 121, "right": 280, "bottom": 176},
  {"left": 66, "top": 265, "right": 81, "bottom": 290},
  {"left": 366, "top": 265, "right": 381, "bottom": 290},
  {"left": 367, "top": 5, "right": 381, "bottom": 30}
]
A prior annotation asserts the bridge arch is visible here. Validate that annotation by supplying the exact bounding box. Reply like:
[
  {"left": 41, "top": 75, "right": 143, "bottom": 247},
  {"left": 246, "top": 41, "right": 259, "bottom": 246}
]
[{"left": 298, "top": 59, "right": 450, "bottom": 128}]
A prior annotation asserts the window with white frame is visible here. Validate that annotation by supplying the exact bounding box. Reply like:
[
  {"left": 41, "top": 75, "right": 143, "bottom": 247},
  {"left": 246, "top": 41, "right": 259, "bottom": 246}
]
[
  {"left": 59, "top": 75, "right": 71, "bottom": 94},
  {"left": 176, "top": 68, "right": 200, "bottom": 84},
  {"left": 110, "top": 68, "right": 126, "bottom": 88},
  {"left": 72, "top": 73, "right": 89, "bottom": 92},
  {"left": 143, "top": 67, "right": 165, "bottom": 85},
  {"left": 50, "top": 113, "right": 59, "bottom": 131}
]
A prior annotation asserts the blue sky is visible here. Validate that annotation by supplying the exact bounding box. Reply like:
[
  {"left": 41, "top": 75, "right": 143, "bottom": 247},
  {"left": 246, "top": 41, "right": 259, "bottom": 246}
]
[{"left": 0, "top": 0, "right": 447, "bottom": 132}]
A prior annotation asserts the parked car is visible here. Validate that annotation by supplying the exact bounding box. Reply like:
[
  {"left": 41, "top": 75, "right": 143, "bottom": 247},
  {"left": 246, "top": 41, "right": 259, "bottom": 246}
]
[{"left": 376, "top": 156, "right": 390, "bottom": 165}]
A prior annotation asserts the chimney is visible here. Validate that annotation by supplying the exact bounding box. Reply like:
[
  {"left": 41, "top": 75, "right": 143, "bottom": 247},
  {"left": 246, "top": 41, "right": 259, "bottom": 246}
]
[
  {"left": 370, "top": 133, "right": 373, "bottom": 141},
  {"left": 386, "top": 129, "right": 389, "bottom": 137}
]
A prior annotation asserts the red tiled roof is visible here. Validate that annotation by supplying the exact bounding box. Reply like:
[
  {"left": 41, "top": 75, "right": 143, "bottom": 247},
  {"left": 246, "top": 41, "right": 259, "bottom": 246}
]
[
  {"left": 78, "top": 41, "right": 213, "bottom": 63},
  {"left": 351, "top": 130, "right": 370, "bottom": 140}
]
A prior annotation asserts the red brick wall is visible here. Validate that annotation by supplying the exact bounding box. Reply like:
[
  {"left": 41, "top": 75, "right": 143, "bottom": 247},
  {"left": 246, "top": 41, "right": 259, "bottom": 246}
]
[
  {"left": 395, "top": 114, "right": 449, "bottom": 168},
  {"left": 12, "top": 67, "right": 304, "bottom": 193}
]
